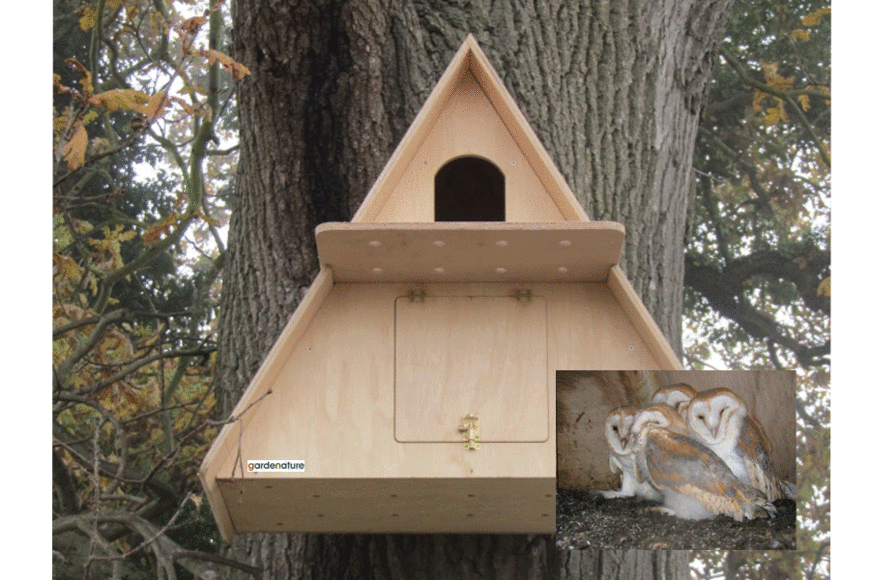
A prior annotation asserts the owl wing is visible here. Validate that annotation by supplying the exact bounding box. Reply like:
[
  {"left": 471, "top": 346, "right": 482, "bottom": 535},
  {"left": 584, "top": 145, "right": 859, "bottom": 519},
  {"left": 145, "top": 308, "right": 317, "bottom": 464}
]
[
  {"left": 643, "top": 429, "right": 774, "bottom": 520},
  {"left": 740, "top": 416, "right": 784, "bottom": 501}
]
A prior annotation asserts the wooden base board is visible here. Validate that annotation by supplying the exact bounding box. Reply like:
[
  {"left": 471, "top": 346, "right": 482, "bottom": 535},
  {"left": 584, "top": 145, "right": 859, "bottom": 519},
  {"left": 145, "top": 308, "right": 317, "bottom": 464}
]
[{"left": 217, "top": 477, "right": 555, "bottom": 534}]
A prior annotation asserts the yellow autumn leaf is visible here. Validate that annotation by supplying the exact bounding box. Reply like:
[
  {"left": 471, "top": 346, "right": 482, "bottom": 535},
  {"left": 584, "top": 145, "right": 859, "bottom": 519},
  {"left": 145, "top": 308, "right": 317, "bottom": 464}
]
[
  {"left": 798, "top": 93, "right": 810, "bottom": 111},
  {"left": 752, "top": 89, "right": 766, "bottom": 112},
  {"left": 53, "top": 115, "right": 68, "bottom": 133},
  {"left": 142, "top": 213, "right": 179, "bottom": 246},
  {"left": 53, "top": 254, "right": 84, "bottom": 282},
  {"left": 65, "top": 59, "right": 94, "bottom": 96},
  {"left": 802, "top": 7, "right": 831, "bottom": 27},
  {"left": 53, "top": 214, "right": 73, "bottom": 248},
  {"left": 78, "top": 4, "right": 96, "bottom": 31},
  {"left": 89, "top": 89, "right": 150, "bottom": 112},
  {"left": 790, "top": 29, "right": 810, "bottom": 42},
  {"left": 180, "top": 16, "right": 208, "bottom": 35},
  {"left": 759, "top": 62, "right": 794, "bottom": 92},
  {"left": 179, "top": 85, "right": 207, "bottom": 97},
  {"left": 764, "top": 104, "right": 786, "bottom": 125},
  {"left": 136, "top": 92, "right": 170, "bottom": 121},
  {"left": 198, "top": 49, "right": 251, "bottom": 81},
  {"left": 88, "top": 225, "right": 136, "bottom": 268},
  {"left": 107, "top": 0, "right": 124, "bottom": 8},
  {"left": 82, "top": 110, "right": 99, "bottom": 125},
  {"left": 63, "top": 123, "right": 88, "bottom": 170},
  {"left": 817, "top": 277, "right": 831, "bottom": 297}
]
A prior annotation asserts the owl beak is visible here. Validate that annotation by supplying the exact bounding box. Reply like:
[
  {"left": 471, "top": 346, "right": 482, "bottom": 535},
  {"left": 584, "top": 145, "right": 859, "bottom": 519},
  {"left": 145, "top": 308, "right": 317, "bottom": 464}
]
[
  {"left": 705, "top": 417, "right": 719, "bottom": 440},
  {"left": 716, "top": 409, "right": 735, "bottom": 440}
]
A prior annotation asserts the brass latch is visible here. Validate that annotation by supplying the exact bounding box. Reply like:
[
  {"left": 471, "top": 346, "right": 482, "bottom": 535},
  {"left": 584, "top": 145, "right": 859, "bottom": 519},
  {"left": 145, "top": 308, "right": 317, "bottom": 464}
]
[
  {"left": 459, "top": 413, "right": 481, "bottom": 450},
  {"left": 409, "top": 289, "right": 426, "bottom": 303},
  {"left": 515, "top": 289, "right": 532, "bottom": 303}
]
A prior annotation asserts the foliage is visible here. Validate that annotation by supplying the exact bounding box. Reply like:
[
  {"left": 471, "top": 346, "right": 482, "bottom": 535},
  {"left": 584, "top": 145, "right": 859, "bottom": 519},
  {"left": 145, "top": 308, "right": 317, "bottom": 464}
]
[
  {"left": 685, "top": 2, "right": 830, "bottom": 578},
  {"left": 52, "top": 1, "right": 252, "bottom": 578},
  {"left": 684, "top": 0, "right": 830, "bottom": 372}
]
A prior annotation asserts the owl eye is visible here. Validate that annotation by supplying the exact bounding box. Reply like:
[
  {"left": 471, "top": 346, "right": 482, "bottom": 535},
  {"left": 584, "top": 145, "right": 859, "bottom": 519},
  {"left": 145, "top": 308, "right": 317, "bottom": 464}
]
[
  {"left": 696, "top": 414, "right": 705, "bottom": 421},
  {"left": 612, "top": 425, "right": 619, "bottom": 431}
]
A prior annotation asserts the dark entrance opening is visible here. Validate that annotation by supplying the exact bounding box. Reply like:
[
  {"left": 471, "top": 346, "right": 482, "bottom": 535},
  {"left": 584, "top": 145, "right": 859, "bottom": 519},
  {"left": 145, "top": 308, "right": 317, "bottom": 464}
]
[{"left": 434, "top": 157, "right": 505, "bottom": 221}]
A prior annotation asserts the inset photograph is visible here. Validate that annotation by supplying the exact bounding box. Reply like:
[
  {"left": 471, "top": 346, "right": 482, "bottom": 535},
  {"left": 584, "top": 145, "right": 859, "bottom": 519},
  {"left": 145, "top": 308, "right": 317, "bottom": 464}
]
[{"left": 556, "top": 370, "right": 796, "bottom": 550}]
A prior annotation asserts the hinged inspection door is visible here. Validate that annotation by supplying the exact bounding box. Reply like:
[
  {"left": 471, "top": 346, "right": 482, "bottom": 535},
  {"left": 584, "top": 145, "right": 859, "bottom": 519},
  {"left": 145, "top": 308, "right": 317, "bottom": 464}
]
[{"left": 394, "top": 295, "right": 548, "bottom": 443}]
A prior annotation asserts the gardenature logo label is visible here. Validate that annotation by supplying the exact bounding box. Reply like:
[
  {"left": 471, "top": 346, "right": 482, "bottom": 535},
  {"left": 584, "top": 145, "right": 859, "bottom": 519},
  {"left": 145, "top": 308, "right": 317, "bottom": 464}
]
[{"left": 246, "top": 460, "right": 305, "bottom": 473}]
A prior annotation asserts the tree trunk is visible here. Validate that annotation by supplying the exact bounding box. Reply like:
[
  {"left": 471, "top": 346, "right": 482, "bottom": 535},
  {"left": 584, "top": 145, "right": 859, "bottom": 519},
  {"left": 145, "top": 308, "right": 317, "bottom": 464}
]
[{"left": 216, "top": 0, "right": 734, "bottom": 577}]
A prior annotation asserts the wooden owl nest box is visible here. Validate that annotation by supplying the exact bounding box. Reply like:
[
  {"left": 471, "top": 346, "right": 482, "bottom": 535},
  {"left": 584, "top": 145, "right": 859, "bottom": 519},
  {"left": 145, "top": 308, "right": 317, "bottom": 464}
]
[{"left": 199, "top": 35, "right": 681, "bottom": 539}]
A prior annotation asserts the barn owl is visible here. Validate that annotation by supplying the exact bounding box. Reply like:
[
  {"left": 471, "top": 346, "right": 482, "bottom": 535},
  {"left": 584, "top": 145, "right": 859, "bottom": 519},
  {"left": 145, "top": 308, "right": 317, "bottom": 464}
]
[
  {"left": 629, "top": 404, "right": 777, "bottom": 521},
  {"left": 596, "top": 406, "right": 663, "bottom": 501},
  {"left": 651, "top": 383, "right": 698, "bottom": 417},
  {"left": 685, "top": 388, "right": 792, "bottom": 501}
]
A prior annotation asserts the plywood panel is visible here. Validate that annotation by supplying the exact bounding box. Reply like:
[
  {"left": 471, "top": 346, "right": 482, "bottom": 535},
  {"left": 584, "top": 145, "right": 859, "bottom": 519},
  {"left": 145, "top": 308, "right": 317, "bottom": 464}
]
[
  {"left": 352, "top": 36, "right": 588, "bottom": 224},
  {"left": 548, "top": 284, "right": 664, "bottom": 370},
  {"left": 198, "top": 267, "right": 334, "bottom": 540},
  {"left": 220, "top": 284, "right": 396, "bottom": 479},
  {"left": 371, "top": 70, "right": 570, "bottom": 223},
  {"left": 210, "top": 282, "right": 664, "bottom": 481},
  {"left": 395, "top": 296, "right": 548, "bottom": 442},
  {"left": 211, "top": 283, "right": 557, "bottom": 483},
  {"left": 606, "top": 266, "right": 683, "bottom": 369},
  {"left": 207, "top": 280, "right": 676, "bottom": 536},
  {"left": 217, "top": 477, "right": 555, "bottom": 534},
  {"left": 315, "top": 221, "right": 624, "bottom": 282}
]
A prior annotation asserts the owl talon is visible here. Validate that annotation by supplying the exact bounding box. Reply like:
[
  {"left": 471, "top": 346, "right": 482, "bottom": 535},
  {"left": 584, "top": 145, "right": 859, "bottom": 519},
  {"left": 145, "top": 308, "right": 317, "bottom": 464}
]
[{"left": 648, "top": 506, "right": 676, "bottom": 517}]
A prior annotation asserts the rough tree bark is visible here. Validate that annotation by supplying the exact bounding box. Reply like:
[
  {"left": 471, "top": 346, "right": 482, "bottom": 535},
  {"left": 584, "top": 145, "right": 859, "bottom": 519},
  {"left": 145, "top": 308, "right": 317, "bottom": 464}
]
[{"left": 216, "top": 0, "right": 734, "bottom": 577}]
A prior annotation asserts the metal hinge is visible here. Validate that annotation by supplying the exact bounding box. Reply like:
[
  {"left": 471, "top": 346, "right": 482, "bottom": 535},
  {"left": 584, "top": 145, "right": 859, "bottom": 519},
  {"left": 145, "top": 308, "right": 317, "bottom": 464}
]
[
  {"left": 515, "top": 289, "right": 532, "bottom": 303},
  {"left": 459, "top": 413, "right": 481, "bottom": 450},
  {"left": 408, "top": 289, "right": 426, "bottom": 303}
]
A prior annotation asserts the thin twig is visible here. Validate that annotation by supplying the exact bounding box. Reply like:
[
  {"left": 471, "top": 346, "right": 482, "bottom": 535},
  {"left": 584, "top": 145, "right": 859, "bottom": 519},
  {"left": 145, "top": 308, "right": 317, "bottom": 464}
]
[{"left": 720, "top": 48, "right": 830, "bottom": 167}]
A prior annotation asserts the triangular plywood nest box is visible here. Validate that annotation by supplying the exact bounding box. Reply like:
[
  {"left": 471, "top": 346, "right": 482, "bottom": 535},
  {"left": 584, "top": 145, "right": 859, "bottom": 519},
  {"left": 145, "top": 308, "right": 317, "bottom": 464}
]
[{"left": 200, "top": 35, "right": 681, "bottom": 539}]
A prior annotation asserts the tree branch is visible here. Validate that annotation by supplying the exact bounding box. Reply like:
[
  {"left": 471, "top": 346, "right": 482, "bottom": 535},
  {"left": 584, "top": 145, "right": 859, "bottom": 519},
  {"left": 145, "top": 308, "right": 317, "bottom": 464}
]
[
  {"left": 54, "top": 509, "right": 263, "bottom": 579},
  {"left": 76, "top": 346, "right": 217, "bottom": 397},
  {"left": 721, "top": 48, "right": 830, "bottom": 167},
  {"left": 54, "top": 309, "right": 132, "bottom": 388},
  {"left": 685, "top": 250, "right": 830, "bottom": 367}
]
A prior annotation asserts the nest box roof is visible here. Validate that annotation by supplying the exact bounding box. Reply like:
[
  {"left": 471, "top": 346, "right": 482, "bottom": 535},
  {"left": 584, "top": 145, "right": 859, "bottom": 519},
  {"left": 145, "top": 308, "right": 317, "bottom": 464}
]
[
  {"left": 352, "top": 34, "right": 590, "bottom": 223},
  {"left": 317, "top": 34, "right": 628, "bottom": 283}
]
